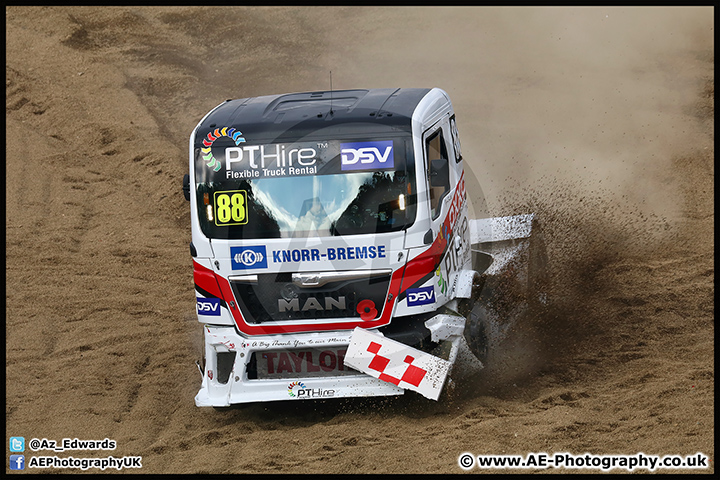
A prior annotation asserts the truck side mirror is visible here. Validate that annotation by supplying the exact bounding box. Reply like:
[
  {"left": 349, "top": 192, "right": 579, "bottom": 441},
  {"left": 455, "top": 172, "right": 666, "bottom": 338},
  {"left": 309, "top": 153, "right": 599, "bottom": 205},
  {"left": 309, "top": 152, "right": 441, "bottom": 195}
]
[
  {"left": 182, "top": 174, "right": 191, "bottom": 201},
  {"left": 429, "top": 159, "right": 449, "bottom": 188}
]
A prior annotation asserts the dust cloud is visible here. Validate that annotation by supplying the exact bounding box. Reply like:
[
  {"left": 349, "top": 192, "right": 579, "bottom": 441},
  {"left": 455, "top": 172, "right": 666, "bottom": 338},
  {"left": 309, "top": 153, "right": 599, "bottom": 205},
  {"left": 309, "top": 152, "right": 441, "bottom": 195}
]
[{"left": 316, "top": 7, "right": 713, "bottom": 221}]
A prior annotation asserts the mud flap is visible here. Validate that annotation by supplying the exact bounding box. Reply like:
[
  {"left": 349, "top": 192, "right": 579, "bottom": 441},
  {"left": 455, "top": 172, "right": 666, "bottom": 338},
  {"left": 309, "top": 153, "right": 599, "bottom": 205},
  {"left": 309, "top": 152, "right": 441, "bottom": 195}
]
[
  {"left": 461, "top": 213, "right": 547, "bottom": 371},
  {"left": 345, "top": 327, "right": 453, "bottom": 401}
]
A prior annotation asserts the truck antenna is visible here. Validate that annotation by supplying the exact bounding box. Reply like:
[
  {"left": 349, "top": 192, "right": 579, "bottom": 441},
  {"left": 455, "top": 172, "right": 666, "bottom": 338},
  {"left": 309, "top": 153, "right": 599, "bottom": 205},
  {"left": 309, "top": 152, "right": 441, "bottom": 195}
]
[{"left": 329, "top": 70, "right": 334, "bottom": 115}]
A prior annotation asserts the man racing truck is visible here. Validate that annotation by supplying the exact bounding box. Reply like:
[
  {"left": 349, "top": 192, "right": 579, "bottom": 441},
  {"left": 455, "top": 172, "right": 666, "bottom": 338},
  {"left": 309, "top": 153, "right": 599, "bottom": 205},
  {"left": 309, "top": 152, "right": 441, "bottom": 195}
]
[{"left": 182, "top": 88, "right": 546, "bottom": 406}]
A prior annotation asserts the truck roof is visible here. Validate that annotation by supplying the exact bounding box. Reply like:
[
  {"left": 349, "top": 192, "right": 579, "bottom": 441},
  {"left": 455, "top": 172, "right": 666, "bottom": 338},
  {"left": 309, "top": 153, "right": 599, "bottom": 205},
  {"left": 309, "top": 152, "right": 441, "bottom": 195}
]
[{"left": 194, "top": 88, "right": 433, "bottom": 144}]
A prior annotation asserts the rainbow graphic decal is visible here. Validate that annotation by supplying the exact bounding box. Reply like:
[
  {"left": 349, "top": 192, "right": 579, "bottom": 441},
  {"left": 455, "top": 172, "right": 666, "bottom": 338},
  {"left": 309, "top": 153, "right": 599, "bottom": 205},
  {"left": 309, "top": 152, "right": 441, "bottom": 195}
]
[
  {"left": 287, "top": 381, "right": 306, "bottom": 397},
  {"left": 202, "top": 126, "right": 245, "bottom": 172}
]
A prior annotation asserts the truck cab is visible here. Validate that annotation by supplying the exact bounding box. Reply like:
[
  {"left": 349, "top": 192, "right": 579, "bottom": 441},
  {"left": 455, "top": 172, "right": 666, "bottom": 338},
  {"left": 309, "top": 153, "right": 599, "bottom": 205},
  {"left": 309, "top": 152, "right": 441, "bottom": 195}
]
[{"left": 184, "top": 88, "right": 539, "bottom": 405}]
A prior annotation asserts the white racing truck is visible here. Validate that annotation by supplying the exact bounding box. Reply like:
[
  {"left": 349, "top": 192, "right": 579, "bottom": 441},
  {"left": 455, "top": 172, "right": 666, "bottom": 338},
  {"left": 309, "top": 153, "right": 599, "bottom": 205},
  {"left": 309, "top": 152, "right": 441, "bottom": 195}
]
[{"left": 183, "top": 88, "right": 546, "bottom": 406}]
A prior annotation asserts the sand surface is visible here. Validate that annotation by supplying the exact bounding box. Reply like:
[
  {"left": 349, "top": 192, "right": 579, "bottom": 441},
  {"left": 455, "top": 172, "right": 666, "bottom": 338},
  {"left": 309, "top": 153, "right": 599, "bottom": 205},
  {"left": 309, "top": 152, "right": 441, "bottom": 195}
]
[{"left": 6, "top": 6, "right": 713, "bottom": 474}]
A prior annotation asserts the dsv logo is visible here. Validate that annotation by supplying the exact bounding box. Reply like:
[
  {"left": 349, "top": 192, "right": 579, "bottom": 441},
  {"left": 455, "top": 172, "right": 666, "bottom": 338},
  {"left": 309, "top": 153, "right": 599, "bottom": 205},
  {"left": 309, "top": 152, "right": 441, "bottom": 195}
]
[
  {"left": 340, "top": 141, "right": 394, "bottom": 171},
  {"left": 197, "top": 298, "right": 221, "bottom": 316},
  {"left": 230, "top": 245, "right": 268, "bottom": 270},
  {"left": 406, "top": 286, "right": 436, "bottom": 307}
]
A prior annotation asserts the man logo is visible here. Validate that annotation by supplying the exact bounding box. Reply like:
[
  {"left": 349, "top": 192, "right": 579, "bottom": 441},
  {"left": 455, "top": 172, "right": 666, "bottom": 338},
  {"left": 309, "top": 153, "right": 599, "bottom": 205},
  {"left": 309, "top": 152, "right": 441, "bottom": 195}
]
[
  {"left": 278, "top": 296, "right": 347, "bottom": 313},
  {"left": 340, "top": 141, "right": 394, "bottom": 171},
  {"left": 230, "top": 245, "right": 268, "bottom": 270},
  {"left": 406, "top": 286, "right": 436, "bottom": 306}
]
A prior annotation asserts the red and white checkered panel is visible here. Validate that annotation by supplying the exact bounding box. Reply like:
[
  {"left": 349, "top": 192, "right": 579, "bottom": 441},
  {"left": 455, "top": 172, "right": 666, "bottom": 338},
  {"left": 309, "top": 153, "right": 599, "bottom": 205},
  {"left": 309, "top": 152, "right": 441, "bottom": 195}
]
[{"left": 345, "top": 327, "right": 452, "bottom": 400}]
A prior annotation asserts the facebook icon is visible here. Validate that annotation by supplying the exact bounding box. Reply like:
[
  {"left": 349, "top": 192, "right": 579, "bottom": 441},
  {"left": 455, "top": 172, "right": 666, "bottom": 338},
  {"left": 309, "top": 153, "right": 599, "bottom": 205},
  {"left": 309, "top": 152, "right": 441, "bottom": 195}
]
[{"left": 10, "top": 454, "right": 25, "bottom": 470}]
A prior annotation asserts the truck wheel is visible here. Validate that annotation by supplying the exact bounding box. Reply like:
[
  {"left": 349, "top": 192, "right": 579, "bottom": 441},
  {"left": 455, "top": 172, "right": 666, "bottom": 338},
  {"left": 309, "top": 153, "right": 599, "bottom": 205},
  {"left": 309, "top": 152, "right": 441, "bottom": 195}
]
[{"left": 463, "top": 302, "right": 492, "bottom": 366}]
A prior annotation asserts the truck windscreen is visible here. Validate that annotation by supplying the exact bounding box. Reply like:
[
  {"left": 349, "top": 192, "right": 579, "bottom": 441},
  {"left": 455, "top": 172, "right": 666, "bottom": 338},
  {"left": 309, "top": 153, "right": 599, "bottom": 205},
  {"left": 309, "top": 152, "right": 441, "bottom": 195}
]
[{"left": 194, "top": 136, "right": 416, "bottom": 239}]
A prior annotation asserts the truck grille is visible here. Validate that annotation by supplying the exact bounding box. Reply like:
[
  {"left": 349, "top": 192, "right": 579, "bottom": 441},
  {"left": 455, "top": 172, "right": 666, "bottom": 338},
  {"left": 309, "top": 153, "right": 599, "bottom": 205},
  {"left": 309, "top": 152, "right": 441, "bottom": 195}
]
[{"left": 229, "top": 270, "right": 391, "bottom": 323}]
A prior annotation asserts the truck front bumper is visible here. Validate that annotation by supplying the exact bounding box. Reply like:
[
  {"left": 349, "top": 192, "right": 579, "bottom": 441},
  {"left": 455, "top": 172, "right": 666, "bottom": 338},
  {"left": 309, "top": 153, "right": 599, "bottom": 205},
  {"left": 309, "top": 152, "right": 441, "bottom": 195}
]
[{"left": 195, "top": 314, "right": 466, "bottom": 406}]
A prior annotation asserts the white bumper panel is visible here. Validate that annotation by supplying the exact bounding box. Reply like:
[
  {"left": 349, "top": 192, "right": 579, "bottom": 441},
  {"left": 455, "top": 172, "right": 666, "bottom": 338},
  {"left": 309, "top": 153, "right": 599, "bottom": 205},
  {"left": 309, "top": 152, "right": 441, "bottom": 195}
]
[
  {"left": 195, "top": 311, "right": 468, "bottom": 406},
  {"left": 195, "top": 327, "right": 403, "bottom": 407}
]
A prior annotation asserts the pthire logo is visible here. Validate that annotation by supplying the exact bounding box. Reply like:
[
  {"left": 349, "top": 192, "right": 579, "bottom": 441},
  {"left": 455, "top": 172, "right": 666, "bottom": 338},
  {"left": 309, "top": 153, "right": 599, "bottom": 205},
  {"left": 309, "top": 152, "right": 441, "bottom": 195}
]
[{"left": 225, "top": 144, "right": 318, "bottom": 170}]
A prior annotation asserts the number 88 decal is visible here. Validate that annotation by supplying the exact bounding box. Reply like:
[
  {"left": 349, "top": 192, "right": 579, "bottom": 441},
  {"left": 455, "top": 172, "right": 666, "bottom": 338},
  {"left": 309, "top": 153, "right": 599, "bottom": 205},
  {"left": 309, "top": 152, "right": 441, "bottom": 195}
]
[{"left": 214, "top": 190, "right": 248, "bottom": 226}]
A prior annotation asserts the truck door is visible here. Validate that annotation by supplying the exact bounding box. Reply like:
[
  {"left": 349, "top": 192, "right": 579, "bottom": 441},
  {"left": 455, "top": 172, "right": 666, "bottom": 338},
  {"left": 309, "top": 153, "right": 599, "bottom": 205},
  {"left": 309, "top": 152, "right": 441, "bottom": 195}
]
[
  {"left": 424, "top": 116, "right": 464, "bottom": 214},
  {"left": 425, "top": 124, "right": 451, "bottom": 220},
  {"left": 421, "top": 122, "right": 451, "bottom": 301},
  {"left": 422, "top": 118, "right": 468, "bottom": 302}
]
